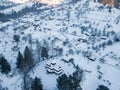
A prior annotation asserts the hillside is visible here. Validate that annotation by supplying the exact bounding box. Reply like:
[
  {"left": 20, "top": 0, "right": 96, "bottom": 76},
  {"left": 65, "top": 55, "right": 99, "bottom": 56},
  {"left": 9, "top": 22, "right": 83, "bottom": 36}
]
[
  {"left": 0, "top": 0, "right": 120, "bottom": 90},
  {"left": 100, "top": 0, "right": 116, "bottom": 6}
]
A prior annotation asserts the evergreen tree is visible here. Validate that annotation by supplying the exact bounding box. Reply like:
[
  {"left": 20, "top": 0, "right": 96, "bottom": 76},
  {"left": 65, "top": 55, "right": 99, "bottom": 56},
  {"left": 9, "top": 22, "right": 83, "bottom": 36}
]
[
  {"left": 36, "top": 40, "right": 42, "bottom": 61},
  {"left": 114, "top": 34, "right": 120, "bottom": 42},
  {"left": 16, "top": 51, "right": 25, "bottom": 72},
  {"left": 57, "top": 74, "right": 68, "bottom": 90},
  {"left": 24, "top": 74, "right": 33, "bottom": 90},
  {"left": 41, "top": 47, "right": 49, "bottom": 60},
  {"left": 13, "top": 35, "right": 20, "bottom": 44},
  {"left": 96, "top": 85, "right": 109, "bottom": 90},
  {"left": 58, "top": 48, "right": 63, "bottom": 56},
  {"left": 71, "top": 69, "right": 83, "bottom": 90},
  {"left": 107, "top": 40, "right": 113, "bottom": 45},
  {"left": 0, "top": 56, "right": 11, "bottom": 74},
  {"left": 31, "top": 77, "right": 43, "bottom": 90},
  {"left": 57, "top": 68, "right": 83, "bottom": 90},
  {"left": 73, "top": 66, "right": 83, "bottom": 82},
  {"left": 16, "top": 47, "right": 34, "bottom": 73},
  {"left": 24, "top": 46, "right": 34, "bottom": 68}
]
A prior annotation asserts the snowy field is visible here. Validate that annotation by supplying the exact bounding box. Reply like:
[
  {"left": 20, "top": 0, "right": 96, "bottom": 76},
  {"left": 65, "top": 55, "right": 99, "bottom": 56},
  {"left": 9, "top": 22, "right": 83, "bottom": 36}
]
[{"left": 0, "top": 0, "right": 120, "bottom": 90}]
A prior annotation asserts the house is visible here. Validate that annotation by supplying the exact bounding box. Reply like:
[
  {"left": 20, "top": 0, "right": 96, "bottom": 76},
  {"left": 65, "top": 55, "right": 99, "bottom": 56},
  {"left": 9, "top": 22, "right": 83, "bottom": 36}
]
[
  {"left": 98, "top": 71, "right": 103, "bottom": 75},
  {"left": 84, "top": 32, "right": 91, "bottom": 36},
  {"left": 77, "top": 38, "right": 87, "bottom": 42},
  {"left": 45, "top": 60, "right": 63, "bottom": 75},
  {"left": 61, "top": 58, "right": 73, "bottom": 63},
  {"left": 79, "top": 34, "right": 89, "bottom": 42},
  {"left": 87, "top": 55, "right": 97, "bottom": 61},
  {"left": 101, "top": 36, "right": 107, "bottom": 40},
  {"left": 61, "top": 58, "right": 70, "bottom": 62}
]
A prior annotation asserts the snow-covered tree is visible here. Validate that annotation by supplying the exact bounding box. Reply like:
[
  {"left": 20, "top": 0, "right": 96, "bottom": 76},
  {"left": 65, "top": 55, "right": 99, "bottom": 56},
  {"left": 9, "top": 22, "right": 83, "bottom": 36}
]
[
  {"left": 96, "top": 85, "right": 109, "bottom": 90},
  {"left": 0, "top": 56, "right": 11, "bottom": 74},
  {"left": 57, "top": 68, "right": 83, "bottom": 90},
  {"left": 31, "top": 77, "right": 43, "bottom": 90},
  {"left": 41, "top": 47, "right": 49, "bottom": 60},
  {"left": 16, "top": 51, "right": 25, "bottom": 73},
  {"left": 24, "top": 46, "right": 34, "bottom": 69}
]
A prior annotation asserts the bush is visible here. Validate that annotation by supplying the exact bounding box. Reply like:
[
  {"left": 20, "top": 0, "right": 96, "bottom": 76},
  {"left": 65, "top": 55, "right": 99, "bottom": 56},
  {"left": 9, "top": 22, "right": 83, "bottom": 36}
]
[
  {"left": 0, "top": 56, "right": 11, "bottom": 74},
  {"left": 96, "top": 85, "right": 109, "bottom": 90}
]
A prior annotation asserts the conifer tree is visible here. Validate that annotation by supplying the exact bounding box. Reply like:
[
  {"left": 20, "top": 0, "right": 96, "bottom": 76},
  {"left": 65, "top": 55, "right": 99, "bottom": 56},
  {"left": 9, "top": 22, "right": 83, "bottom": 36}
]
[
  {"left": 0, "top": 56, "right": 11, "bottom": 74},
  {"left": 36, "top": 40, "right": 42, "bottom": 61},
  {"left": 16, "top": 47, "right": 34, "bottom": 73},
  {"left": 13, "top": 35, "right": 20, "bottom": 44},
  {"left": 31, "top": 77, "right": 43, "bottom": 90},
  {"left": 24, "top": 46, "right": 34, "bottom": 68},
  {"left": 41, "top": 47, "right": 49, "bottom": 60},
  {"left": 16, "top": 51, "right": 25, "bottom": 72},
  {"left": 57, "top": 68, "right": 83, "bottom": 90},
  {"left": 96, "top": 85, "right": 109, "bottom": 90},
  {"left": 57, "top": 74, "right": 68, "bottom": 90}
]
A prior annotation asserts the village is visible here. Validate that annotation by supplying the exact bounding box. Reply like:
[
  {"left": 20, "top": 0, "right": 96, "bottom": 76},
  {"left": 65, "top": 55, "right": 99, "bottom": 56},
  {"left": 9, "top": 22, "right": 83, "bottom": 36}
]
[{"left": 0, "top": 0, "right": 120, "bottom": 90}]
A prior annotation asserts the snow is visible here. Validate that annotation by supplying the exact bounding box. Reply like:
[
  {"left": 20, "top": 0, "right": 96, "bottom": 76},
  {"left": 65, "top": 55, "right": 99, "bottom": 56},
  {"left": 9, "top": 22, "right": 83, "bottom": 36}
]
[
  {"left": 9, "top": 0, "right": 63, "bottom": 6},
  {"left": 0, "top": 0, "right": 120, "bottom": 90},
  {"left": 0, "top": 2, "right": 34, "bottom": 14},
  {"left": 29, "top": 57, "right": 75, "bottom": 90}
]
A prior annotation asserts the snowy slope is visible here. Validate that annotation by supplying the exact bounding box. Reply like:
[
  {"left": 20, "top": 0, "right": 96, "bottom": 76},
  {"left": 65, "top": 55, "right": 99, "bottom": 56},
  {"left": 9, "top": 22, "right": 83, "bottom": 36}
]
[
  {"left": 0, "top": 0, "right": 17, "bottom": 10},
  {"left": 0, "top": 0, "right": 120, "bottom": 90}
]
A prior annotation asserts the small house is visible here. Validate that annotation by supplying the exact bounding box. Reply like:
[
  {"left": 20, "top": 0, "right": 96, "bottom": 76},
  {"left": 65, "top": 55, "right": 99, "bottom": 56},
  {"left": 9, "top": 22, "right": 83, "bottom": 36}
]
[
  {"left": 45, "top": 60, "right": 63, "bottom": 75},
  {"left": 87, "top": 55, "right": 97, "bottom": 61}
]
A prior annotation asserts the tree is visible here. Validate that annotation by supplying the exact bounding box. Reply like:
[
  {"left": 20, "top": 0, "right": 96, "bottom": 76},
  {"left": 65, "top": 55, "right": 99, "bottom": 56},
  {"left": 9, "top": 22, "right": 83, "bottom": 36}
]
[
  {"left": 36, "top": 40, "right": 42, "bottom": 61},
  {"left": 57, "top": 68, "right": 83, "bottom": 90},
  {"left": 71, "top": 0, "right": 80, "bottom": 4},
  {"left": 57, "top": 74, "right": 68, "bottom": 90},
  {"left": 41, "top": 47, "right": 49, "bottom": 60},
  {"left": 107, "top": 40, "right": 113, "bottom": 45},
  {"left": 16, "top": 47, "right": 34, "bottom": 73},
  {"left": 24, "top": 46, "right": 34, "bottom": 68},
  {"left": 73, "top": 66, "right": 83, "bottom": 83},
  {"left": 96, "top": 85, "right": 109, "bottom": 90},
  {"left": 58, "top": 48, "right": 63, "bottom": 56},
  {"left": 31, "top": 77, "right": 43, "bottom": 90},
  {"left": 23, "top": 74, "right": 33, "bottom": 90},
  {"left": 0, "top": 56, "right": 11, "bottom": 74},
  {"left": 70, "top": 66, "right": 83, "bottom": 90},
  {"left": 114, "top": 34, "right": 120, "bottom": 42},
  {"left": 13, "top": 35, "right": 20, "bottom": 44},
  {"left": 16, "top": 51, "right": 25, "bottom": 73}
]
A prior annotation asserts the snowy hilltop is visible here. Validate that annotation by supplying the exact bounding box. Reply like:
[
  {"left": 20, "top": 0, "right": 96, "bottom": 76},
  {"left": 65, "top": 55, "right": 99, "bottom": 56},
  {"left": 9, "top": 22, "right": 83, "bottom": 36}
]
[{"left": 0, "top": 0, "right": 120, "bottom": 90}]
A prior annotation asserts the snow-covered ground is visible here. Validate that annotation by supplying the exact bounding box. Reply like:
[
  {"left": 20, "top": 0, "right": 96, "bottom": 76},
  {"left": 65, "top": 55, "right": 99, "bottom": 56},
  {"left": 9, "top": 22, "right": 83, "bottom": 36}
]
[{"left": 0, "top": 0, "right": 120, "bottom": 90}]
